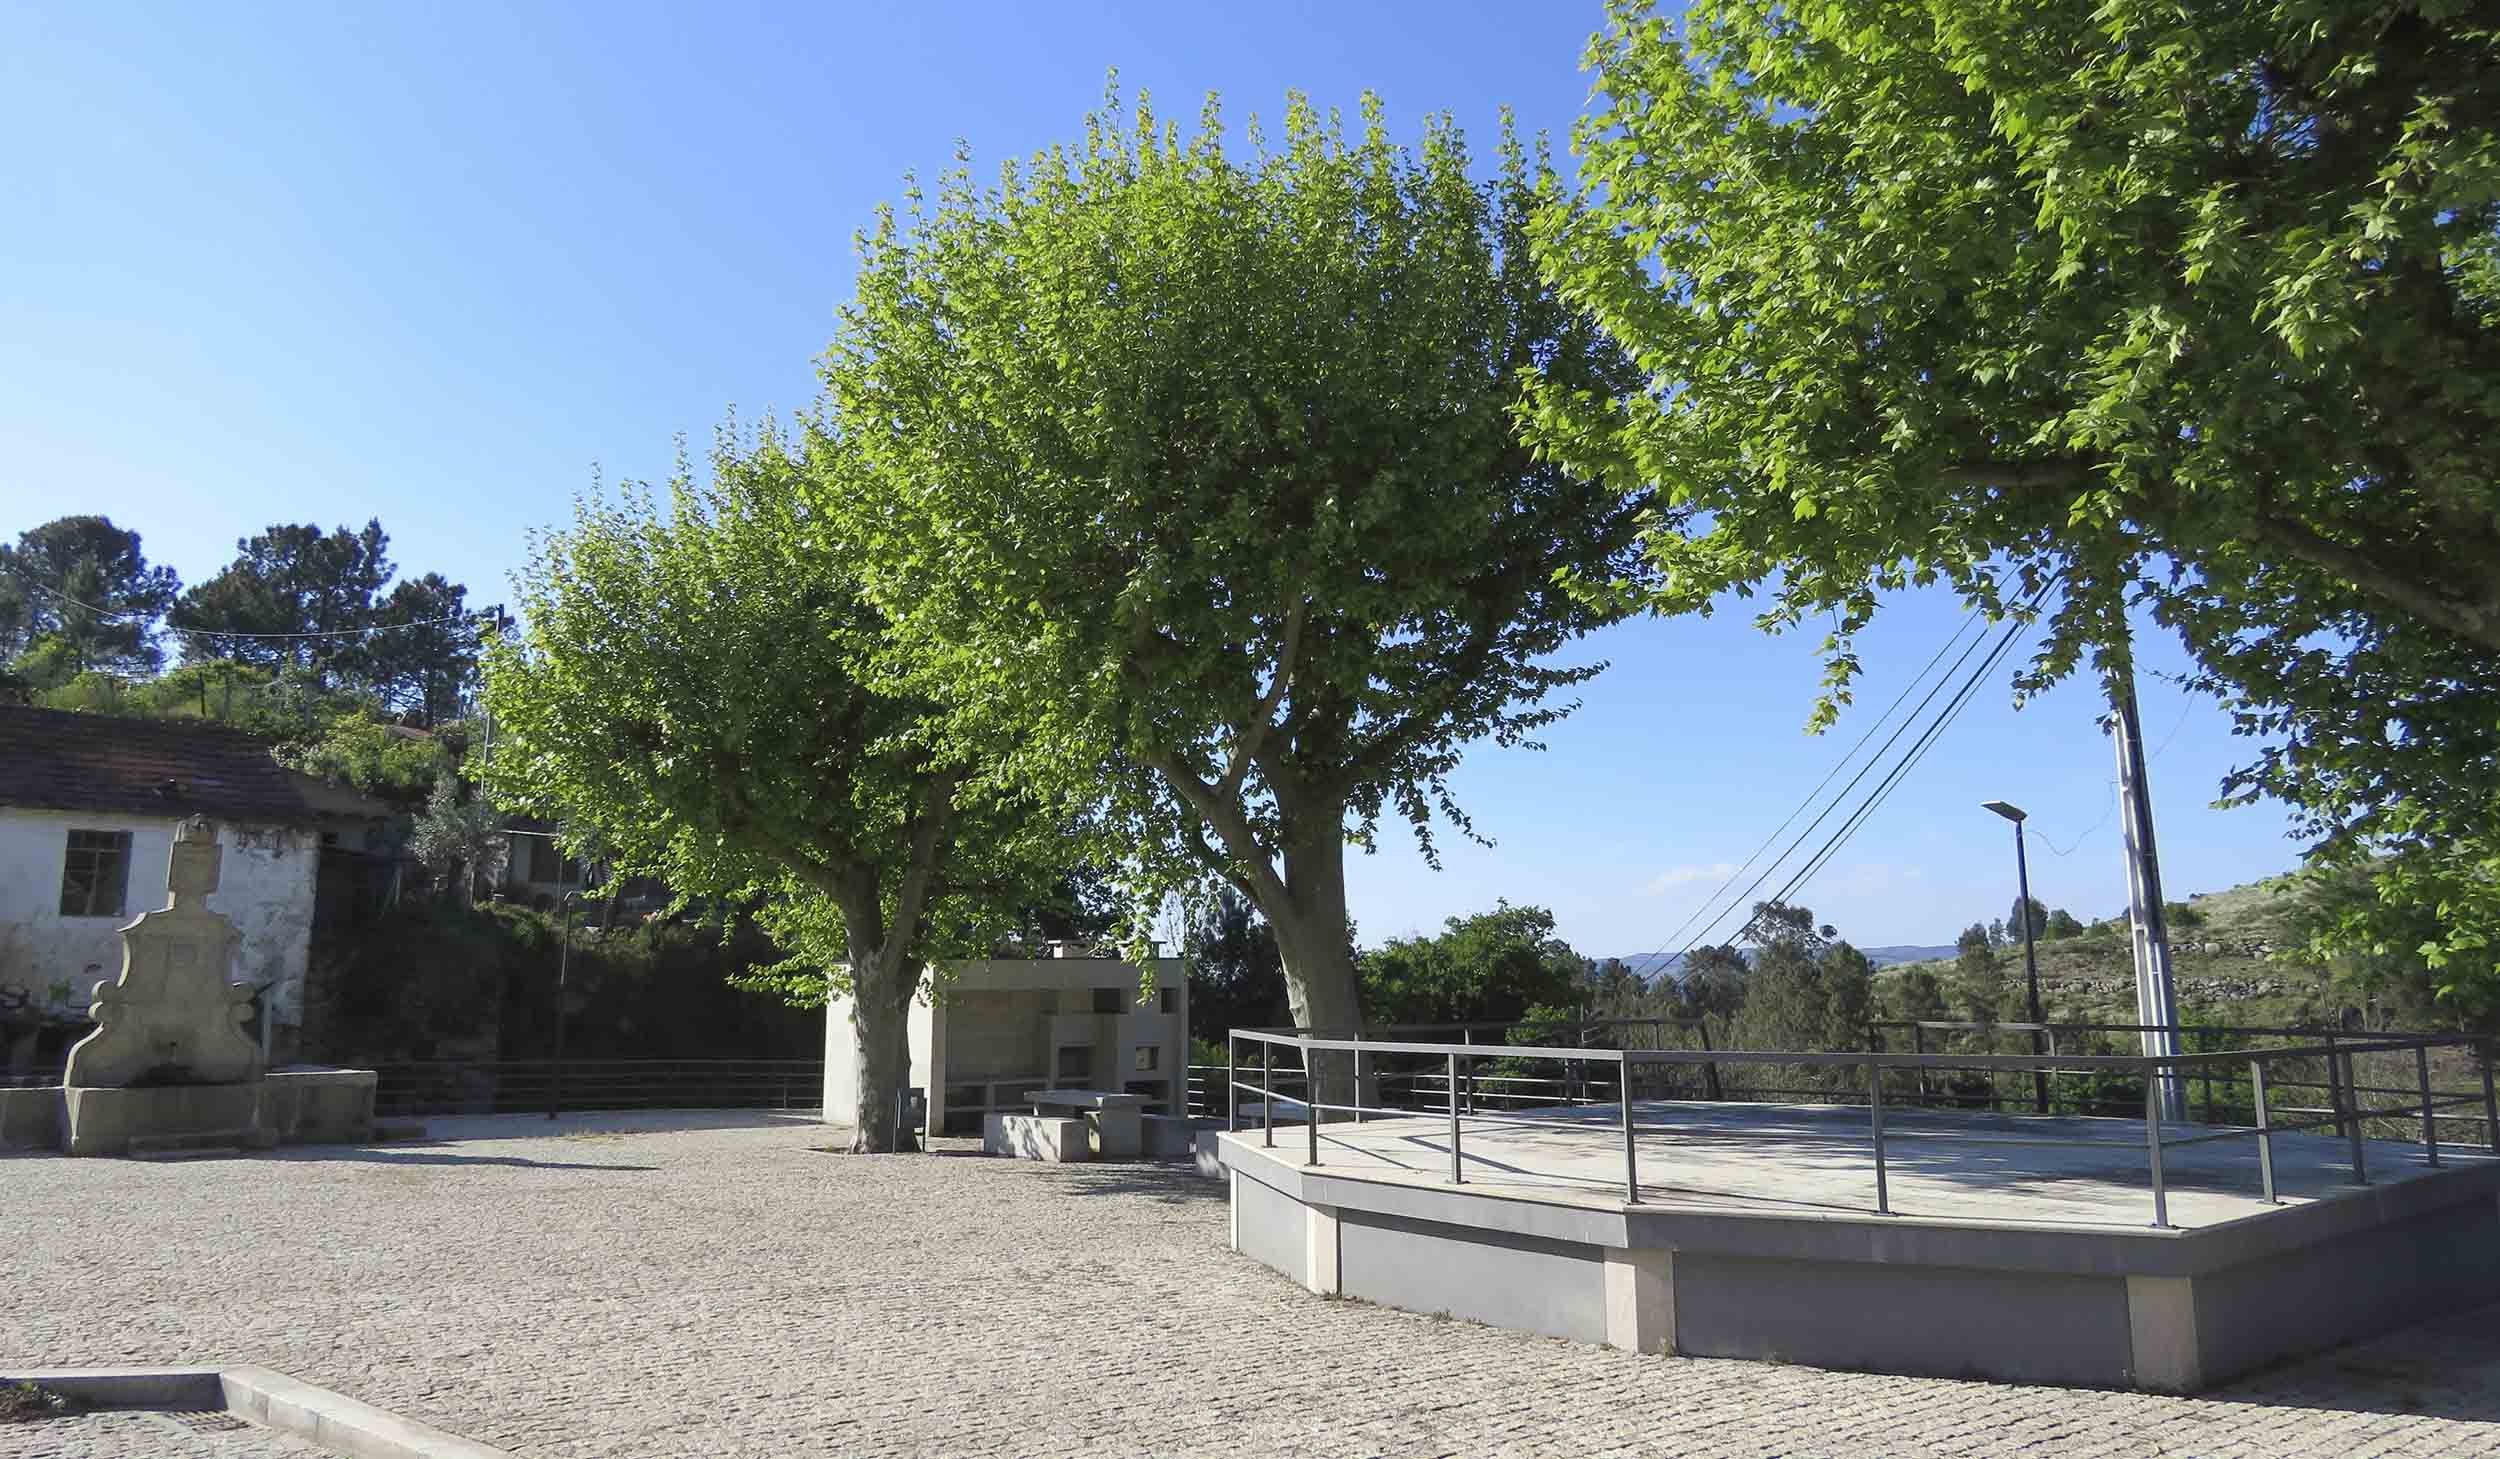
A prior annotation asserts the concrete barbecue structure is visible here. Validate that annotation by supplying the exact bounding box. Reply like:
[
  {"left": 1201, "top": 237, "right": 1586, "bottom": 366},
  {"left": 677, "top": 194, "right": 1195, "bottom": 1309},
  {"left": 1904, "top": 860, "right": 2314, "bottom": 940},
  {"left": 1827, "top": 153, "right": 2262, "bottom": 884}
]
[{"left": 823, "top": 946, "right": 1187, "bottom": 1142}]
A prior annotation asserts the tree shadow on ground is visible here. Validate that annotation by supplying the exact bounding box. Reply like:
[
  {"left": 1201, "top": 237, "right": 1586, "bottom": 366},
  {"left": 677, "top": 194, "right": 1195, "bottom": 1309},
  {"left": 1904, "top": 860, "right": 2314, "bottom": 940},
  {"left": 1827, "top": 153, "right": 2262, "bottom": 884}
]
[
  {"left": 2197, "top": 1304, "right": 2500, "bottom": 1423},
  {"left": 266, "top": 1148, "right": 658, "bottom": 1172},
  {"left": 1045, "top": 1161, "right": 1228, "bottom": 1206}
]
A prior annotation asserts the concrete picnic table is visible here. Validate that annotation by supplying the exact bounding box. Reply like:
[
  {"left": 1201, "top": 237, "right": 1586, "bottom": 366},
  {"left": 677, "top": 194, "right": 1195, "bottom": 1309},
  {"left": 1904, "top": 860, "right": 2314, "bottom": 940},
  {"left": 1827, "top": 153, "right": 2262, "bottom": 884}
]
[{"left": 1027, "top": 1089, "right": 1149, "bottom": 1158}]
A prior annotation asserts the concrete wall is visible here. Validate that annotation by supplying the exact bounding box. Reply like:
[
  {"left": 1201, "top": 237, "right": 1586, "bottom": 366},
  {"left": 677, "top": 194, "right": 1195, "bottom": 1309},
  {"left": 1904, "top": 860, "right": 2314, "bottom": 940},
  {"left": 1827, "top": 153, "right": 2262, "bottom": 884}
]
[
  {"left": 1673, "top": 1251, "right": 2131, "bottom": 1385},
  {"left": 1232, "top": 1168, "right": 1308, "bottom": 1286},
  {"left": 1340, "top": 1209, "right": 1607, "bottom": 1344},
  {"left": 0, "top": 810, "right": 316, "bottom": 1053},
  {"left": 1221, "top": 1136, "right": 2500, "bottom": 1391},
  {"left": 2186, "top": 1194, "right": 2500, "bottom": 1386}
]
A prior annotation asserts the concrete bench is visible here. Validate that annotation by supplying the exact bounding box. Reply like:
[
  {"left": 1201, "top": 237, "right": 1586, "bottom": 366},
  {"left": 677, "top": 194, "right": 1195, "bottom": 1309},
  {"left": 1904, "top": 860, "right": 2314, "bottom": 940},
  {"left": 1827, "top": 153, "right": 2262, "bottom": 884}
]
[
  {"left": 983, "top": 1112, "right": 1090, "bottom": 1163},
  {"left": 1028, "top": 1089, "right": 1149, "bottom": 1159},
  {"left": 1141, "top": 1113, "right": 1202, "bottom": 1159}
]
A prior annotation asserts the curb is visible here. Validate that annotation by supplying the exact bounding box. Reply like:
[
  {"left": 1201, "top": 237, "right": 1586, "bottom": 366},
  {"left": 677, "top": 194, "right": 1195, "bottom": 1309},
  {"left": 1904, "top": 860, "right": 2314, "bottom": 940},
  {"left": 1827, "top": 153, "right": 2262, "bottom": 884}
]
[{"left": 4, "top": 1364, "right": 520, "bottom": 1458}]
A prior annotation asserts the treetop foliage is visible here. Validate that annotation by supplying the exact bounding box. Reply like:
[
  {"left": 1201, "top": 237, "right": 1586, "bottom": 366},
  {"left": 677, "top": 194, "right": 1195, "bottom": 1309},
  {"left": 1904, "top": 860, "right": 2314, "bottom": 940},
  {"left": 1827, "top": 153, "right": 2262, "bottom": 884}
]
[
  {"left": 0, "top": 516, "right": 180, "bottom": 678},
  {"left": 816, "top": 80, "right": 1656, "bottom": 961},
  {"left": 481, "top": 427, "right": 1074, "bottom": 1007}
]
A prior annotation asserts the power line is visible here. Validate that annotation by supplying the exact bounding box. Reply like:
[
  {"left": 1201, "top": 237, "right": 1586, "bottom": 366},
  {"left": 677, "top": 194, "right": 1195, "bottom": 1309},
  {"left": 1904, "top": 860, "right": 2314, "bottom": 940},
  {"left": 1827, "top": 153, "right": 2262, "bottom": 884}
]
[
  {"left": 1652, "top": 578, "right": 2056, "bottom": 971},
  {"left": 2037, "top": 784, "right": 2116, "bottom": 857},
  {"left": 1749, "top": 603, "right": 2044, "bottom": 921},
  {"left": 1626, "top": 607, "right": 1991, "bottom": 976},
  {"left": 8, "top": 572, "right": 482, "bottom": 640}
]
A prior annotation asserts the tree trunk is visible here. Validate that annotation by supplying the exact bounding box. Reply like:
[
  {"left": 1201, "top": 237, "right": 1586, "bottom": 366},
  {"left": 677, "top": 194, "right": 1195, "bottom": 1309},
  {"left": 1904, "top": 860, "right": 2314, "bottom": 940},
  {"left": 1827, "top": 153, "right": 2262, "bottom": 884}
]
[
  {"left": 844, "top": 948, "right": 922, "bottom": 1154},
  {"left": 1264, "top": 810, "right": 1371, "bottom": 1120}
]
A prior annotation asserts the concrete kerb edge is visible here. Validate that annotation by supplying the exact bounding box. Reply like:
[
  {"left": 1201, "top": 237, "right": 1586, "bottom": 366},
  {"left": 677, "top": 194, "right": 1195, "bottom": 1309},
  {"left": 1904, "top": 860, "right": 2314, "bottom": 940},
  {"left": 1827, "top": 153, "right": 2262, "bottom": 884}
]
[{"left": 3, "top": 1364, "right": 519, "bottom": 1459}]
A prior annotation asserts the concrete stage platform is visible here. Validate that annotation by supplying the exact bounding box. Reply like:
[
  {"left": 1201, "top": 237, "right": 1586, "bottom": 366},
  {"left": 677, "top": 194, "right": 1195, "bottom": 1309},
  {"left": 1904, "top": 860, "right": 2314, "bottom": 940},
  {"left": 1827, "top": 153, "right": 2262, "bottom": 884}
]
[{"left": 1219, "top": 1101, "right": 2500, "bottom": 1391}]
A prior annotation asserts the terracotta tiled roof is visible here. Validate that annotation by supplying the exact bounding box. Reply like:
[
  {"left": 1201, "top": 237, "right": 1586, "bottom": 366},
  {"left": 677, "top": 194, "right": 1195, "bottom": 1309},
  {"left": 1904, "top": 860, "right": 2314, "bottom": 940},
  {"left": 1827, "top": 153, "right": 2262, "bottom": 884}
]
[{"left": 0, "top": 705, "right": 332, "bottom": 826}]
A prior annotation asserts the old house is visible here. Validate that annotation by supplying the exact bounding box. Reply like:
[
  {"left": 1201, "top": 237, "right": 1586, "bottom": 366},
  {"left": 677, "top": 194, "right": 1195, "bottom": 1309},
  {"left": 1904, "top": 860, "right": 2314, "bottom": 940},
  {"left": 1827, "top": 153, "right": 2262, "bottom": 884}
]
[{"left": 0, "top": 706, "right": 390, "bottom": 1073}]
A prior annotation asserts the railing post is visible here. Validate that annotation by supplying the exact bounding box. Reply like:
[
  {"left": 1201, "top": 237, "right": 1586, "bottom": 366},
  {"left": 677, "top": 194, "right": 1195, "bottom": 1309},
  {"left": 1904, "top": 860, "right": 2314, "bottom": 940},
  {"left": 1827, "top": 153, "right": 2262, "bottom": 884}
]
[
  {"left": 1353, "top": 1035, "right": 1365, "bottom": 1126},
  {"left": 2144, "top": 1073, "right": 2171, "bottom": 1229},
  {"left": 1869, "top": 1059, "right": 1890, "bottom": 1217},
  {"left": 2324, "top": 1033, "right": 2346, "bottom": 1140},
  {"left": 1227, "top": 1036, "right": 1238, "bottom": 1134},
  {"left": 2250, "top": 1058, "right": 2278, "bottom": 1204},
  {"left": 2483, "top": 1040, "right": 2498, "bottom": 1156},
  {"left": 1697, "top": 1017, "right": 1724, "bottom": 1102},
  {"left": 1620, "top": 1052, "right": 1640, "bottom": 1205},
  {"left": 2198, "top": 1028, "right": 2215, "bottom": 1124},
  {"left": 1447, "top": 1051, "right": 1463, "bottom": 1186},
  {"left": 1462, "top": 1027, "right": 1475, "bottom": 1114},
  {"left": 1262, "top": 1041, "right": 1274, "bottom": 1149},
  {"left": 2417, "top": 1043, "right": 2440, "bottom": 1167},
  {"left": 1305, "top": 1041, "right": 1320, "bottom": 1167},
  {"left": 2341, "top": 1050, "right": 2368, "bottom": 1185},
  {"left": 1912, "top": 1024, "right": 1928, "bottom": 1108}
]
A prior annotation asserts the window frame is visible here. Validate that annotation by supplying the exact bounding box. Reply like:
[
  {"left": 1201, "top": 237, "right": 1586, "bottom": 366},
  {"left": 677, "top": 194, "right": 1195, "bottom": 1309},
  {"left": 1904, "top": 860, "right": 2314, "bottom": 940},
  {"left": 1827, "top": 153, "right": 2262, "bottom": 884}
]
[{"left": 57, "top": 829, "right": 134, "bottom": 919}]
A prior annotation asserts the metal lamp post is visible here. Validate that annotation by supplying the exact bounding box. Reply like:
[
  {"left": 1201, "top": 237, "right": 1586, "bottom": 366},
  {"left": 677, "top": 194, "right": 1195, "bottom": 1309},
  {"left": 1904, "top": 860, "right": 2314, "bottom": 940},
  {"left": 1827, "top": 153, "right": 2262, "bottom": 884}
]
[{"left": 1982, "top": 800, "right": 2051, "bottom": 1114}]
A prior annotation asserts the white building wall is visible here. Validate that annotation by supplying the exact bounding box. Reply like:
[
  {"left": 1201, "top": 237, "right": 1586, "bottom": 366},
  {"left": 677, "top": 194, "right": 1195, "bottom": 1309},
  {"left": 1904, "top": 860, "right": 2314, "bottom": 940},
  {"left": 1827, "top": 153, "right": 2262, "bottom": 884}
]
[{"left": 0, "top": 809, "right": 319, "bottom": 1040}]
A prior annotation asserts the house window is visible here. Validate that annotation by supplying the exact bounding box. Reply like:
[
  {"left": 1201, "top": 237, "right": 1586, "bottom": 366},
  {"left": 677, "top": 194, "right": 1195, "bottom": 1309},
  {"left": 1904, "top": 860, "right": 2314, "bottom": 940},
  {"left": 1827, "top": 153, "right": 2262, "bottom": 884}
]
[
  {"left": 1091, "top": 986, "right": 1125, "bottom": 1014},
  {"left": 58, "top": 830, "right": 133, "bottom": 918},
  {"left": 1134, "top": 1045, "right": 1160, "bottom": 1073},
  {"left": 1158, "top": 987, "right": 1178, "bottom": 1015}
]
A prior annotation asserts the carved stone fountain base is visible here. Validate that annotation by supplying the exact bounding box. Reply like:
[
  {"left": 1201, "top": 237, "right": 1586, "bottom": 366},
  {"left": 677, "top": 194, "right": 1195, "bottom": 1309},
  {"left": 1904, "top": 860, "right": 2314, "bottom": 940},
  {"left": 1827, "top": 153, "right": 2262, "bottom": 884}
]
[
  {"left": 64, "top": 1084, "right": 275, "bottom": 1156},
  {"left": 3, "top": 1067, "right": 379, "bottom": 1155}
]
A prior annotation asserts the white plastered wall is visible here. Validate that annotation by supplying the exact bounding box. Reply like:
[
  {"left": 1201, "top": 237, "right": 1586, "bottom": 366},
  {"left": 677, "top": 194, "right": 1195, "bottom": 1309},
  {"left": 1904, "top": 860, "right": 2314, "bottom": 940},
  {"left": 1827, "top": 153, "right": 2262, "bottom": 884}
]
[{"left": 0, "top": 809, "right": 319, "bottom": 1044}]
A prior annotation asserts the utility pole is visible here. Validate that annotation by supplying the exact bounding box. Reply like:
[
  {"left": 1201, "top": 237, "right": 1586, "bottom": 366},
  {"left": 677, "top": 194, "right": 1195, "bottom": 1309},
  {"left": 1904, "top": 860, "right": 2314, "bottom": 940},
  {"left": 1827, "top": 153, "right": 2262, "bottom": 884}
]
[{"left": 2109, "top": 664, "right": 2186, "bottom": 1122}]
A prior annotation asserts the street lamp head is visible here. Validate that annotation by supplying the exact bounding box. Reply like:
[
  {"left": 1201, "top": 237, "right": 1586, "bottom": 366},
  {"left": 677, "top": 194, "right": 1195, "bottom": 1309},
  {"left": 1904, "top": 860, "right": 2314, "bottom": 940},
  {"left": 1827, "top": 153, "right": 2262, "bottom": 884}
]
[{"left": 1981, "top": 800, "right": 2027, "bottom": 823}]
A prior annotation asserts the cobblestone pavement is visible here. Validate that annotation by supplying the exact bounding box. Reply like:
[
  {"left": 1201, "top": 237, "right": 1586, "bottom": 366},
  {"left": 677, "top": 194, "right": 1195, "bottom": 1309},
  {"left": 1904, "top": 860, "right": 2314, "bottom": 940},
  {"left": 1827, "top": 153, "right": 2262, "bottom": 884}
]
[{"left": 6, "top": 1111, "right": 2499, "bottom": 1458}]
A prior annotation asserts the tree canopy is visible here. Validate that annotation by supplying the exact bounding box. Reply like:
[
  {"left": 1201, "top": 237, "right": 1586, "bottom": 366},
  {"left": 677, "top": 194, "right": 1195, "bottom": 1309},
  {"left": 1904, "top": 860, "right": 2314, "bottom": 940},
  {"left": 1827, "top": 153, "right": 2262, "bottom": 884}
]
[
  {"left": 1532, "top": 0, "right": 2500, "bottom": 1000},
  {"left": 0, "top": 516, "right": 180, "bottom": 677},
  {"left": 1359, "top": 901, "right": 1591, "bottom": 1030},
  {"left": 481, "top": 429, "right": 1071, "bottom": 1151},
  {"left": 818, "top": 85, "right": 1652, "bottom": 1084}
]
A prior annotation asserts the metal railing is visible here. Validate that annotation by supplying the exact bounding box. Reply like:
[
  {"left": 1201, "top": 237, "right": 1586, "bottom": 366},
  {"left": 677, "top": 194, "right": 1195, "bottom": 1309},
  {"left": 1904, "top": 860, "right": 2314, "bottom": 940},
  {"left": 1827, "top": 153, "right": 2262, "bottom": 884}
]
[
  {"left": 1219, "top": 1022, "right": 2498, "bottom": 1228},
  {"left": 371, "top": 1058, "right": 824, "bottom": 1118}
]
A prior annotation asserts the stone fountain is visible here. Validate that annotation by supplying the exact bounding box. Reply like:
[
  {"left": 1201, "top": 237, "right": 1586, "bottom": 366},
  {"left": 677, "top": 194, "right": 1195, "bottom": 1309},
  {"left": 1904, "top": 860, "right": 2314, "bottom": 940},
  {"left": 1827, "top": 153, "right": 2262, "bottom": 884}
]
[{"left": 0, "top": 818, "right": 380, "bottom": 1156}]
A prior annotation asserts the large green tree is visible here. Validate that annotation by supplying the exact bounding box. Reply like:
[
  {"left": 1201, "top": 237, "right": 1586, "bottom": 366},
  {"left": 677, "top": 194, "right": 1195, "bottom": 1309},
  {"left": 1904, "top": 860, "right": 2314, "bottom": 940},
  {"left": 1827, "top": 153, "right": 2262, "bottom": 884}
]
[
  {"left": 364, "top": 573, "right": 484, "bottom": 726},
  {"left": 1359, "top": 902, "right": 1592, "bottom": 1031},
  {"left": 1532, "top": 0, "right": 2500, "bottom": 1000},
  {"left": 820, "top": 88, "right": 1652, "bottom": 1099},
  {"left": 0, "top": 516, "right": 180, "bottom": 675},
  {"left": 171, "top": 520, "right": 396, "bottom": 683},
  {"left": 482, "top": 430, "right": 1070, "bottom": 1151}
]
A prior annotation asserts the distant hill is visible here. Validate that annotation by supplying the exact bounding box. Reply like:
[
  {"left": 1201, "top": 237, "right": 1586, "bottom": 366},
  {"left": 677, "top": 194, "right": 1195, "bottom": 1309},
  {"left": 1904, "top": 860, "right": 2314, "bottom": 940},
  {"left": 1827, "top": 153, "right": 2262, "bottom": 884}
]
[
  {"left": 1856, "top": 944, "right": 1962, "bottom": 968},
  {"left": 1874, "top": 874, "right": 2327, "bottom": 1022},
  {"left": 1608, "top": 875, "right": 2323, "bottom": 1019},
  {"left": 1608, "top": 943, "right": 1956, "bottom": 981}
]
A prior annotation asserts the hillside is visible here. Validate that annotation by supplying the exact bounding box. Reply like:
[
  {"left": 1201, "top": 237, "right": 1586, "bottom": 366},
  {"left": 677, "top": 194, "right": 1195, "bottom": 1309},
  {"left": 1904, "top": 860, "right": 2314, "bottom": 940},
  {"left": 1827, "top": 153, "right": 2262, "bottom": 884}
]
[
  {"left": 1879, "top": 874, "right": 2330, "bottom": 1024},
  {"left": 1611, "top": 943, "right": 1956, "bottom": 979}
]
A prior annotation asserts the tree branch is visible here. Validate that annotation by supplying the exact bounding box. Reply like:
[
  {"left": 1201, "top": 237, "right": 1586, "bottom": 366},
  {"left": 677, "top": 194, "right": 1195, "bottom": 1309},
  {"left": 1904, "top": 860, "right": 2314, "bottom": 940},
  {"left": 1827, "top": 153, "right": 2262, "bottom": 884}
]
[
  {"left": 2241, "top": 511, "right": 2500, "bottom": 653},
  {"left": 1218, "top": 597, "right": 1309, "bottom": 801},
  {"left": 1143, "top": 749, "right": 1288, "bottom": 911}
]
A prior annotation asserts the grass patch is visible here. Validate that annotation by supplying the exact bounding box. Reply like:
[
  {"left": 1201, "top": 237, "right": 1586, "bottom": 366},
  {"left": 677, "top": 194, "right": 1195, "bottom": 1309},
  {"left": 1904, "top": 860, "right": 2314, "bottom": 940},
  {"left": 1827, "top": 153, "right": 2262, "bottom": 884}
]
[{"left": 0, "top": 1382, "right": 73, "bottom": 1423}]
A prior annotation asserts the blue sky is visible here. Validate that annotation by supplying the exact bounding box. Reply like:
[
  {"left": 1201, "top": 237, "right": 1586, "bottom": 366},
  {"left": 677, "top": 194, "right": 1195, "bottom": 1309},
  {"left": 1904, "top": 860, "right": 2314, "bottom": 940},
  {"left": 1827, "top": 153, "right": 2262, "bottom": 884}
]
[{"left": 1, "top": 1, "right": 2301, "bottom": 955}]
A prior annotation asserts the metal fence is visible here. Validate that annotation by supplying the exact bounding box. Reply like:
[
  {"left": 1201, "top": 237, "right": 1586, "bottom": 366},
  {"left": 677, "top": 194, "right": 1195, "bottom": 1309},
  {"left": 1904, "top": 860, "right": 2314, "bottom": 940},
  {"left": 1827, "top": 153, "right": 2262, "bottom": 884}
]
[
  {"left": 1214, "top": 1021, "right": 2498, "bottom": 1229},
  {"left": 369, "top": 1058, "right": 824, "bottom": 1118}
]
